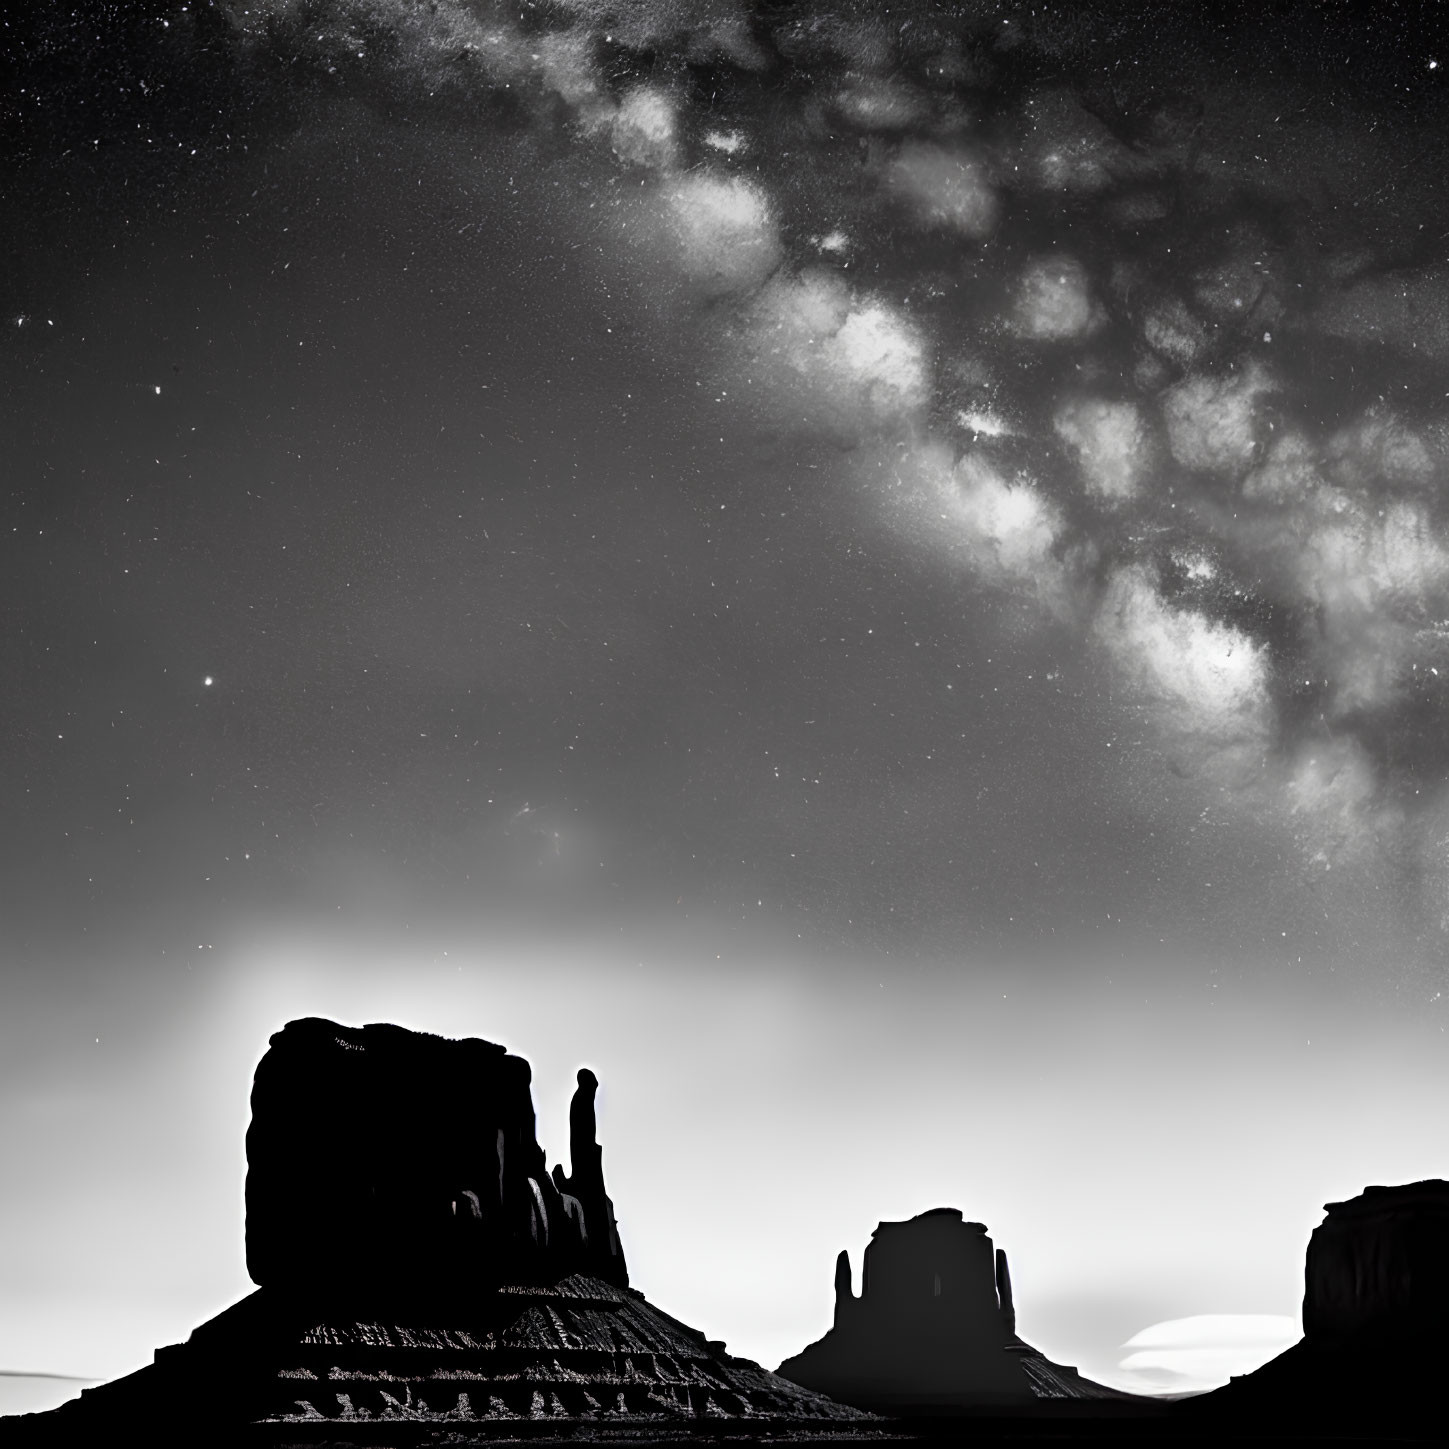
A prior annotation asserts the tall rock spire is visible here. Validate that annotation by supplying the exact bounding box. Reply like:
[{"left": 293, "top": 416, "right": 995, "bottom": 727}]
[
  {"left": 554, "top": 1066, "right": 628, "bottom": 1285},
  {"left": 995, "top": 1247, "right": 1016, "bottom": 1336},
  {"left": 834, "top": 1249, "right": 855, "bottom": 1326}
]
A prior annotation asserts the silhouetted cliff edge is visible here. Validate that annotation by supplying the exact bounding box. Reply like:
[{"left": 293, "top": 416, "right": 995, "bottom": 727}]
[{"left": 1185, "top": 1179, "right": 1449, "bottom": 1438}]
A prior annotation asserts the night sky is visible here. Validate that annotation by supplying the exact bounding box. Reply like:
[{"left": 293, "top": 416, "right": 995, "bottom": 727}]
[{"left": 5, "top": 0, "right": 1449, "bottom": 1410}]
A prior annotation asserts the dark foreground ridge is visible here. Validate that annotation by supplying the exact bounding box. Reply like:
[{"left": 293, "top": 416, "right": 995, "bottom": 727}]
[{"left": 776, "top": 1208, "right": 1137, "bottom": 1411}]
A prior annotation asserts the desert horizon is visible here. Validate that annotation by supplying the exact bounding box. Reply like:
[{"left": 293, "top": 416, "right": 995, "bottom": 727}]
[{"left": 1, "top": 995, "right": 1433, "bottom": 1411}]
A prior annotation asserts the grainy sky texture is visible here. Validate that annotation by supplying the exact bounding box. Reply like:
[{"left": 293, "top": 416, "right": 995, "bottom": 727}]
[{"left": 4, "top": 0, "right": 1449, "bottom": 1409}]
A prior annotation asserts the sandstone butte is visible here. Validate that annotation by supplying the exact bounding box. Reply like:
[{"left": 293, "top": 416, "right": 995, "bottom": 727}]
[{"left": 5, "top": 1018, "right": 877, "bottom": 1445}]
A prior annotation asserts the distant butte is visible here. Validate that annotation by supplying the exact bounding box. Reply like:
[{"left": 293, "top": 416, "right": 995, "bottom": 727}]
[{"left": 776, "top": 1207, "right": 1137, "bottom": 1411}]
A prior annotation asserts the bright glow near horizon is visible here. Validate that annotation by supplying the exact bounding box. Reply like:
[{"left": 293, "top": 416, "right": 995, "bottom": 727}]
[
  {"left": 1114, "top": 1314, "right": 1302, "bottom": 1394},
  {"left": 3, "top": 912, "right": 1444, "bottom": 1397}
]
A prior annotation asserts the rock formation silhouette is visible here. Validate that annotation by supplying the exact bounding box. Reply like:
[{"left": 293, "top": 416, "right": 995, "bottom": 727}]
[
  {"left": 1187, "top": 1179, "right": 1449, "bottom": 1438},
  {"left": 1303, "top": 1178, "right": 1449, "bottom": 1344},
  {"left": 8, "top": 1019, "right": 875, "bottom": 1445},
  {"left": 244, "top": 1019, "right": 627, "bottom": 1299},
  {"left": 776, "top": 1208, "right": 1131, "bottom": 1412}
]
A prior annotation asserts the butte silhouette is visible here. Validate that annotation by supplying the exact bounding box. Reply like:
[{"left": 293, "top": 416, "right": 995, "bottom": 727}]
[
  {"left": 6, "top": 1018, "right": 876, "bottom": 1445},
  {"left": 775, "top": 1208, "right": 1136, "bottom": 1412}
]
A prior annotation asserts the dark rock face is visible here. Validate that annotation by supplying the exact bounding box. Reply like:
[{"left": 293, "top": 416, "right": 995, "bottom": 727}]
[
  {"left": 1303, "top": 1179, "right": 1449, "bottom": 1346},
  {"left": 1186, "top": 1179, "right": 1449, "bottom": 1437},
  {"left": 777, "top": 1208, "right": 1128, "bottom": 1411},
  {"left": 245, "top": 1018, "right": 627, "bottom": 1299}
]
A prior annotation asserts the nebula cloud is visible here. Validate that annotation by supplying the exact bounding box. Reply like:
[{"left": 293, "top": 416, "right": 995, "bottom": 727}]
[{"left": 219, "top": 0, "right": 1449, "bottom": 919}]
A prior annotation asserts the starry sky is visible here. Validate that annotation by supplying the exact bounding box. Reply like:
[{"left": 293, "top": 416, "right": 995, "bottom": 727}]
[{"left": 5, "top": 0, "right": 1449, "bottom": 1409}]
